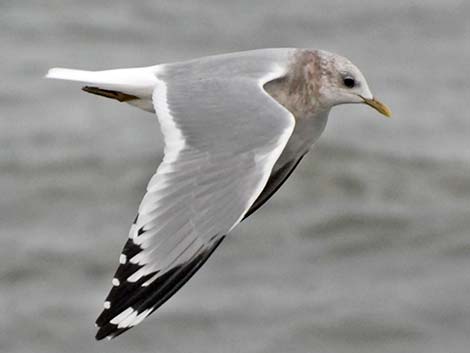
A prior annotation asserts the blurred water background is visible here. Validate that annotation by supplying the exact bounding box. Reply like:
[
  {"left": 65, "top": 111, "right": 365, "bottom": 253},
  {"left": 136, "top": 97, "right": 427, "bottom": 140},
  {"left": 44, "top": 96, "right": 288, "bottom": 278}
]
[{"left": 1, "top": 1, "right": 470, "bottom": 352}]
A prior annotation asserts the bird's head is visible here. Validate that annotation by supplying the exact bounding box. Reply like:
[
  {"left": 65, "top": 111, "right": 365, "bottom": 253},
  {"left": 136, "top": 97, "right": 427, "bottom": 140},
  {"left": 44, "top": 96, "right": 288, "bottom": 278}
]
[{"left": 309, "top": 50, "right": 391, "bottom": 117}]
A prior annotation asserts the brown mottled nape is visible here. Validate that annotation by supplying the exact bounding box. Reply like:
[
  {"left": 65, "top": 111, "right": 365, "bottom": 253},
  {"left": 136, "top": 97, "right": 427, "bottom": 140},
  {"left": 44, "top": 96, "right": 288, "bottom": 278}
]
[
  {"left": 82, "top": 86, "right": 139, "bottom": 102},
  {"left": 264, "top": 49, "right": 324, "bottom": 117}
]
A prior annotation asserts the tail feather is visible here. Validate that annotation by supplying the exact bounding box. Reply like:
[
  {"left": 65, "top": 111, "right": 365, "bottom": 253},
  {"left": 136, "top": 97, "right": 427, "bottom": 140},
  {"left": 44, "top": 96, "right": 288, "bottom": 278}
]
[
  {"left": 45, "top": 66, "right": 159, "bottom": 97},
  {"left": 46, "top": 68, "right": 103, "bottom": 83}
]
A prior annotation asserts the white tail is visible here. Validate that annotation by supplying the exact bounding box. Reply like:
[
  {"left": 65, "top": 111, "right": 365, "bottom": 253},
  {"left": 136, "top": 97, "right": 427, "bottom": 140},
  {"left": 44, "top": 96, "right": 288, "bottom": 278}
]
[
  {"left": 46, "top": 66, "right": 160, "bottom": 112},
  {"left": 47, "top": 68, "right": 102, "bottom": 83},
  {"left": 45, "top": 66, "right": 159, "bottom": 98}
]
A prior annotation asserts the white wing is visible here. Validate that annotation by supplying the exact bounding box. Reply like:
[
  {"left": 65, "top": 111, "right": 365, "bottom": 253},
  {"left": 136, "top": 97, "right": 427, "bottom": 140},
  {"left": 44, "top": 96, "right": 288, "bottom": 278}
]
[{"left": 95, "top": 49, "right": 295, "bottom": 339}]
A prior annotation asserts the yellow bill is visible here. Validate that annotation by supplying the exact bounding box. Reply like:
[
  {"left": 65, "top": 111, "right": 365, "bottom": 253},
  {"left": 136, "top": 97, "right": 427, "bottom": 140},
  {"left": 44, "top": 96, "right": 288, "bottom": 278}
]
[{"left": 362, "top": 97, "right": 392, "bottom": 117}]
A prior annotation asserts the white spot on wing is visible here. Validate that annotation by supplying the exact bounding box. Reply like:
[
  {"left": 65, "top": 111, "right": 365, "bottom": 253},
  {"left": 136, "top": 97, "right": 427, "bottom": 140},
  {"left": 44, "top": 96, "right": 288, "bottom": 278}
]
[
  {"left": 130, "top": 309, "right": 152, "bottom": 327},
  {"left": 127, "top": 272, "right": 140, "bottom": 283},
  {"left": 119, "top": 254, "right": 127, "bottom": 264},
  {"left": 130, "top": 251, "right": 145, "bottom": 265},
  {"left": 112, "top": 278, "right": 120, "bottom": 286},
  {"left": 104, "top": 301, "right": 111, "bottom": 309},
  {"left": 142, "top": 272, "right": 159, "bottom": 287},
  {"left": 127, "top": 265, "right": 156, "bottom": 283},
  {"left": 117, "top": 310, "right": 138, "bottom": 328},
  {"left": 110, "top": 307, "right": 134, "bottom": 325}
]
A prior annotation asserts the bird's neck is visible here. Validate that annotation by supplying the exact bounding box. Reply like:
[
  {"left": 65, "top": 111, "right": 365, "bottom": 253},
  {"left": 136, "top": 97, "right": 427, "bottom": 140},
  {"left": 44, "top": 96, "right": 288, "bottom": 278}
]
[{"left": 264, "top": 49, "right": 331, "bottom": 118}]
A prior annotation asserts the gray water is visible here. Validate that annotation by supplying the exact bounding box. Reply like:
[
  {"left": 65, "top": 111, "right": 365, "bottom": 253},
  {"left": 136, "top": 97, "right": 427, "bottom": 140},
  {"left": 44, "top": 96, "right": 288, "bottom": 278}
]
[{"left": 1, "top": 1, "right": 470, "bottom": 352}]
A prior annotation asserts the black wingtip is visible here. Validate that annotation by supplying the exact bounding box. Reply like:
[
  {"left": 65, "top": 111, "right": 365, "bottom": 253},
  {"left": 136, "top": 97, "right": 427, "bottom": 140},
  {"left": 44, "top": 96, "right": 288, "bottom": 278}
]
[
  {"left": 95, "top": 324, "right": 130, "bottom": 341},
  {"left": 94, "top": 236, "right": 225, "bottom": 340}
]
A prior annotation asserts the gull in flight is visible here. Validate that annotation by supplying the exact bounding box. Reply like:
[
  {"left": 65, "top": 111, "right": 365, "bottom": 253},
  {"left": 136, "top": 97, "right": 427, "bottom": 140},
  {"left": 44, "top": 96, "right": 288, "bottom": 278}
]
[{"left": 46, "top": 48, "right": 391, "bottom": 340}]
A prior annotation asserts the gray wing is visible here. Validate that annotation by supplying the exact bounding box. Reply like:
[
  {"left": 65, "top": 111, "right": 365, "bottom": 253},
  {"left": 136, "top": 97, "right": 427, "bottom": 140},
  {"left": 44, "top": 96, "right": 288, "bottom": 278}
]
[{"left": 95, "top": 51, "right": 295, "bottom": 339}]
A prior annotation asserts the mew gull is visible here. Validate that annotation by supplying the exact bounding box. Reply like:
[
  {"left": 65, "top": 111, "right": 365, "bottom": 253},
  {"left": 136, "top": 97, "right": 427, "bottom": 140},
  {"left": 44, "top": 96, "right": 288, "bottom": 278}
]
[{"left": 46, "top": 48, "right": 391, "bottom": 340}]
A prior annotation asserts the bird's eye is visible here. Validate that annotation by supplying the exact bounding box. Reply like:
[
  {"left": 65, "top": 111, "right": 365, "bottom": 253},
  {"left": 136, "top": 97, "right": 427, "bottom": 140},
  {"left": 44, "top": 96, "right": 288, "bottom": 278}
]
[{"left": 343, "top": 77, "right": 356, "bottom": 88}]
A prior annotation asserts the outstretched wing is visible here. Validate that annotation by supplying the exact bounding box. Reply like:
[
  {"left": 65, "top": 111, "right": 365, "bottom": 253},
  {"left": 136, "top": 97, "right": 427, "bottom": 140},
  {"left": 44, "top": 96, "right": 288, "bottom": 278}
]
[{"left": 95, "top": 52, "right": 295, "bottom": 340}]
